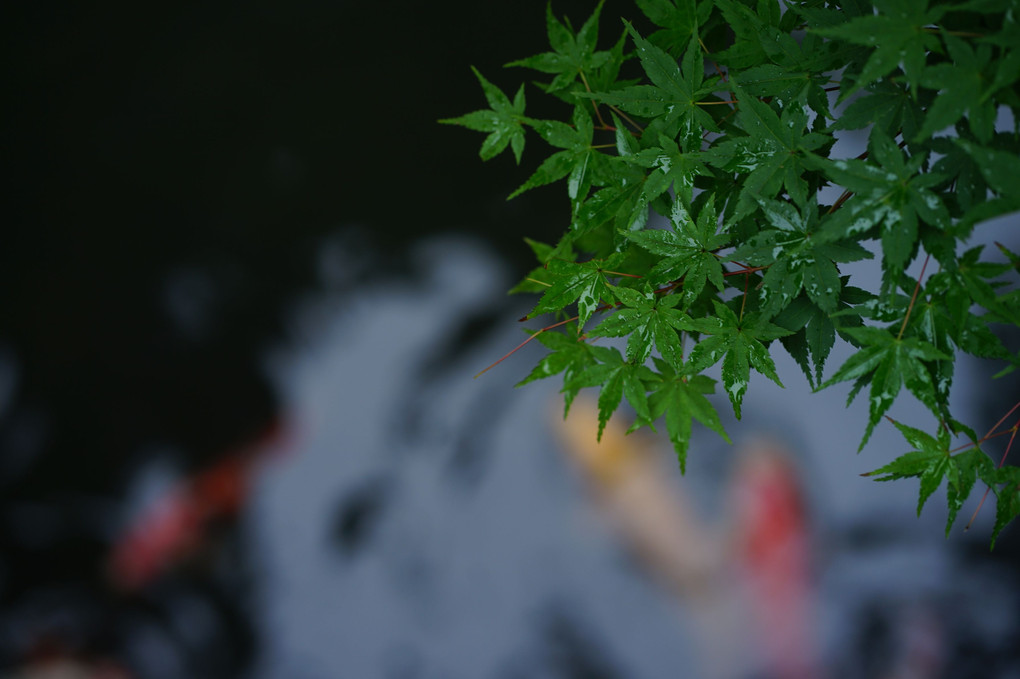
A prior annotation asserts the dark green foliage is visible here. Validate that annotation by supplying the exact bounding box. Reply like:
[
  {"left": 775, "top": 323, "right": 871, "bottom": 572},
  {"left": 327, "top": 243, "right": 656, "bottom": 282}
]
[{"left": 445, "top": 0, "right": 1020, "bottom": 544}]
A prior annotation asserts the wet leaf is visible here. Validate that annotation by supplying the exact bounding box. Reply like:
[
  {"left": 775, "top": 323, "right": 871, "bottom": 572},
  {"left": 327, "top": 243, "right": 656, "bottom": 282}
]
[
  {"left": 448, "top": 0, "right": 1020, "bottom": 545},
  {"left": 440, "top": 67, "right": 527, "bottom": 163},
  {"left": 591, "top": 285, "right": 691, "bottom": 369},
  {"left": 686, "top": 300, "right": 790, "bottom": 418},
  {"left": 626, "top": 194, "right": 728, "bottom": 306},
  {"left": 825, "top": 327, "right": 951, "bottom": 449},
  {"left": 647, "top": 358, "right": 730, "bottom": 472}
]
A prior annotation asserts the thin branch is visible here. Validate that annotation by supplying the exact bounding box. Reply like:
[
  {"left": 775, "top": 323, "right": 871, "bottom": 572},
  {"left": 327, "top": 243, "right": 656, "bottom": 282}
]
[
  {"left": 983, "top": 400, "right": 1020, "bottom": 441},
  {"left": 897, "top": 253, "right": 931, "bottom": 341},
  {"left": 578, "top": 69, "right": 610, "bottom": 130},
  {"left": 479, "top": 274, "right": 690, "bottom": 378},
  {"left": 961, "top": 400, "right": 1020, "bottom": 530},
  {"left": 474, "top": 316, "right": 578, "bottom": 379},
  {"left": 723, "top": 265, "right": 768, "bottom": 277},
  {"left": 698, "top": 36, "right": 728, "bottom": 83},
  {"left": 607, "top": 104, "right": 644, "bottom": 134},
  {"left": 966, "top": 418, "right": 1020, "bottom": 531},
  {"left": 826, "top": 190, "right": 854, "bottom": 214},
  {"left": 739, "top": 271, "right": 750, "bottom": 323},
  {"left": 925, "top": 26, "right": 985, "bottom": 37}
]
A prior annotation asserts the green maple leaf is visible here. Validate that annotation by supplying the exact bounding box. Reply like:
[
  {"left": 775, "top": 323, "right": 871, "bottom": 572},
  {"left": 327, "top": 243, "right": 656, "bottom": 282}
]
[
  {"left": 992, "top": 467, "right": 1020, "bottom": 548},
  {"left": 510, "top": 105, "right": 597, "bottom": 200},
  {"left": 440, "top": 67, "right": 527, "bottom": 163},
  {"left": 581, "top": 27, "right": 633, "bottom": 96},
  {"left": 705, "top": 82, "right": 829, "bottom": 216},
  {"left": 711, "top": 0, "right": 775, "bottom": 70},
  {"left": 730, "top": 196, "right": 871, "bottom": 317},
  {"left": 909, "top": 282, "right": 1010, "bottom": 399},
  {"left": 529, "top": 253, "right": 623, "bottom": 328},
  {"left": 584, "top": 26, "right": 721, "bottom": 146},
  {"left": 811, "top": 0, "right": 947, "bottom": 98},
  {"left": 832, "top": 80, "right": 925, "bottom": 140},
  {"left": 645, "top": 357, "right": 730, "bottom": 472},
  {"left": 865, "top": 419, "right": 951, "bottom": 516},
  {"left": 970, "top": 0, "right": 1020, "bottom": 48},
  {"left": 760, "top": 27, "right": 840, "bottom": 115},
  {"left": 776, "top": 298, "right": 835, "bottom": 389},
  {"left": 567, "top": 346, "right": 658, "bottom": 440},
  {"left": 996, "top": 241, "right": 1020, "bottom": 276},
  {"left": 733, "top": 63, "right": 830, "bottom": 118},
  {"left": 715, "top": 0, "right": 836, "bottom": 115},
  {"left": 954, "top": 138, "right": 1020, "bottom": 230},
  {"left": 626, "top": 194, "right": 729, "bottom": 306},
  {"left": 914, "top": 35, "right": 998, "bottom": 143},
  {"left": 635, "top": 0, "right": 712, "bottom": 56},
  {"left": 506, "top": 0, "right": 612, "bottom": 94},
  {"left": 567, "top": 119, "right": 651, "bottom": 244},
  {"left": 509, "top": 238, "right": 564, "bottom": 295},
  {"left": 946, "top": 448, "right": 994, "bottom": 537},
  {"left": 924, "top": 246, "right": 1018, "bottom": 339},
  {"left": 823, "top": 326, "right": 951, "bottom": 450},
  {"left": 517, "top": 322, "right": 599, "bottom": 416},
  {"left": 811, "top": 128, "right": 949, "bottom": 291},
  {"left": 626, "top": 132, "right": 710, "bottom": 209},
  {"left": 686, "top": 300, "right": 790, "bottom": 418},
  {"left": 929, "top": 136, "right": 988, "bottom": 219},
  {"left": 571, "top": 181, "right": 649, "bottom": 247},
  {"left": 578, "top": 184, "right": 647, "bottom": 239},
  {"left": 793, "top": 0, "right": 872, "bottom": 29},
  {"left": 590, "top": 285, "right": 692, "bottom": 371},
  {"left": 775, "top": 282, "right": 871, "bottom": 388},
  {"left": 611, "top": 110, "right": 642, "bottom": 158},
  {"left": 908, "top": 294, "right": 959, "bottom": 404},
  {"left": 866, "top": 419, "right": 994, "bottom": 536}
]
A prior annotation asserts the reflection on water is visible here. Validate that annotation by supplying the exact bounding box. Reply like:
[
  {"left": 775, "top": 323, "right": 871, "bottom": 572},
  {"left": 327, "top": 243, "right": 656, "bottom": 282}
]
[
  {"left": 248, "top": 236, "right": 1020, "bottom": 679},
  {"left": 1, "top": 233, "right": 1019, "bottom": 677}
]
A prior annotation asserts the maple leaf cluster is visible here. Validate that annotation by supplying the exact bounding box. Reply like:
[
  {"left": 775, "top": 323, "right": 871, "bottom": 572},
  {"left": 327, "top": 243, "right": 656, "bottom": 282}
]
[{"left": 443, "top": 0, "right": 1020, "bottom": 545}]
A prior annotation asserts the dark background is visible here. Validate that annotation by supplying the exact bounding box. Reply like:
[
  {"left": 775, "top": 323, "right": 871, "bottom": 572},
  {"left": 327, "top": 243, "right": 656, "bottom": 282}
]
[{"left": 1, "top": 2, "right": 621, "bottom": 675}]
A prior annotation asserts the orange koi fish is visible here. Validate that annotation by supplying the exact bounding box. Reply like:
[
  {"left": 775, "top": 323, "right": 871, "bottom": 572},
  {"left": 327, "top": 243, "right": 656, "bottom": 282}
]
[{"left": 108, "top": 417, "right": 286, "bottom": 590}]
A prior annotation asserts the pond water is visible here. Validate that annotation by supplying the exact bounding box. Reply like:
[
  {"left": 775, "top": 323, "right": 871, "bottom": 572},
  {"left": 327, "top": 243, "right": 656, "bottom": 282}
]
[{"left": 246, "top": 234, "right": 1020, "bottom": 679}]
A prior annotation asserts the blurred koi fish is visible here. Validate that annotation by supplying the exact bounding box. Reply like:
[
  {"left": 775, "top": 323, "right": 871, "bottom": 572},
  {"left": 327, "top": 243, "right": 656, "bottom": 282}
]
[
  {"left": 730, "top": 440, "right": 820, "bottom": 679},
  {"left": 553, "top": 397, "right": 822, "bottom": 679},
  {"left": 107, "top": 417, "right": 287, "bottom": 591}
]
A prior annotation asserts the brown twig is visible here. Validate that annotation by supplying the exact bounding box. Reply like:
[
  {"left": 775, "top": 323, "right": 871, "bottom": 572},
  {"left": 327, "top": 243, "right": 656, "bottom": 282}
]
[{"left": 897, "top": 254, "right": 931, "bottom": 341}]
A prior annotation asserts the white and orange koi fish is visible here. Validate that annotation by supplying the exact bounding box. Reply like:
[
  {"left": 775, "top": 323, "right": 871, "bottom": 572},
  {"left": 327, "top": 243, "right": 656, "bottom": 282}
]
[{"left": 554, "top": 397, "right": 823, "bottom": 679}]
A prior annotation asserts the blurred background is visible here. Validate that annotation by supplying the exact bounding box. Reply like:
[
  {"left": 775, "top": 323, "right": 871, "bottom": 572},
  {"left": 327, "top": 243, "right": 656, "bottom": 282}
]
[{"left": 3, "top": 2, "right": 1020, "bottom": 678}]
